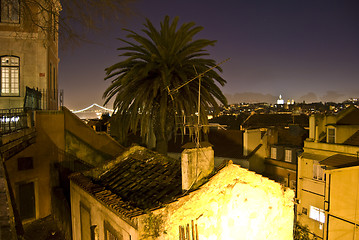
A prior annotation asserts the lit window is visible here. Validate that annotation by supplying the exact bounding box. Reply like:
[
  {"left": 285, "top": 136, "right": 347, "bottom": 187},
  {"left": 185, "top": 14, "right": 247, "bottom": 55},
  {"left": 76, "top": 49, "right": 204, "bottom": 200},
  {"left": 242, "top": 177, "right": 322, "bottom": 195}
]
[
  {"left": 327, "top": 128, "right": 335, "bottom": 143},
  {"left": 313, "top": 161, "right": 324, "bottom": 181},
  {"left": 285, "top": 149, "right": 292, "bottom": 162},
  {"left": 271, "top": 147, "right": 277, "bottom": 159},
  {"left": 309, "top": 206, "right": 325, "bottom": 223},
  {"left": 1, "top": 56, "right": 19, "bottom": 96},
  {"left": 0, "top": 0, "right": 19, "bottom": 23}
]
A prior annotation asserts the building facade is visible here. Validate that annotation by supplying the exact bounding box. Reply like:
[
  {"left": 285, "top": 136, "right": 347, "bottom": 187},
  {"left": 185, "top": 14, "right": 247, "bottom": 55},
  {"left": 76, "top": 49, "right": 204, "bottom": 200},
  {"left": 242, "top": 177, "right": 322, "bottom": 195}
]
[
  {"left": 241, "top": 113, "right": 308, "bottom": 188},
  {"left": 70, "top": 146, "right": 295, "bottom": 240},
  {"left": 296, "top": 106, "right": 359, "bottom": 239},
  {"left": 0, "top": 0, "right": 60, "bottom": 110},
  {"left": 324, "top": 165, "right": 359, "bottom": 239},
  {"left": 3, "top": 107, "right": 124, "bottom": 239}
]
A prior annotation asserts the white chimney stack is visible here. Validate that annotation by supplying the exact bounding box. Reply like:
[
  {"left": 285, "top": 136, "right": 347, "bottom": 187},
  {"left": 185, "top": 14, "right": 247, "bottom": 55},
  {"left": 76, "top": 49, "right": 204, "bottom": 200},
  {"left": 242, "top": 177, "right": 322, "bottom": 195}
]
[{"left": 181, "top": 143, "right": 214, "bottom": 191}]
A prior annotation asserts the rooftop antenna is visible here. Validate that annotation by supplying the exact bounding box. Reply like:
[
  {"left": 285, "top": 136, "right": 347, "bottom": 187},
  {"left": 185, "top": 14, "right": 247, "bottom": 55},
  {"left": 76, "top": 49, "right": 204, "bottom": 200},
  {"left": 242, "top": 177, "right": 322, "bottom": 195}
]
[{"left": 166, "top": 58, "right": 230, "bottom": 186}]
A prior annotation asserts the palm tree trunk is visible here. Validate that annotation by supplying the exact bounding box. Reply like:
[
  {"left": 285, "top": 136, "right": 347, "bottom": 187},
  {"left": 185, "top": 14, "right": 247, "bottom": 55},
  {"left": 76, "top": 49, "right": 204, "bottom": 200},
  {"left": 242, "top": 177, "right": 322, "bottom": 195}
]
[
  {"left": 153, "top": 110, "right": 169, "bottom": 155},
  {"left": 155, "top": 133, "right": 168, "bottom": 155}
]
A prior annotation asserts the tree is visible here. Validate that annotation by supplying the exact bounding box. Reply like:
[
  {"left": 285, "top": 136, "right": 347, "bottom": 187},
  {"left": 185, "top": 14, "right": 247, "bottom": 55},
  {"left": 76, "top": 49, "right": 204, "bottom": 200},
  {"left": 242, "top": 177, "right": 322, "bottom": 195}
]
[
  {"left": 2, "top": 0, "right": 135, "bottom": 47},
  {"left": 103, "top": 16, "right": 227, "bottom": 154}
]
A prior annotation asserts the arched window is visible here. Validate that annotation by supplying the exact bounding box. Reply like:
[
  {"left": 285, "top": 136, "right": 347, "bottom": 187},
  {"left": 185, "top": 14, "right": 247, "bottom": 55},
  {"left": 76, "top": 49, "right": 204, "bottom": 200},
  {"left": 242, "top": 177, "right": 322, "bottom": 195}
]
[
  {"left": 1, "top": 56, "right": 20, "bottom": 96},
  {"left": 0, "top": 0, "right": 20, "bottom": 23}
]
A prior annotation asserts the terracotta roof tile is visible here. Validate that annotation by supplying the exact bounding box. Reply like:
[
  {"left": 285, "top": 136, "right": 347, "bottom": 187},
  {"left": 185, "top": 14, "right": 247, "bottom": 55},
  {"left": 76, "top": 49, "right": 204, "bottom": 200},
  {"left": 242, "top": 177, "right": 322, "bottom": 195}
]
[
  {"left": 343, "top": 130, "right": 359, "bottom": 146},
  {"left": 241, "top": 114, "right": 308, "bottom": 129},
  {"left": 70, "top": 146, "right": 182, "bottom": 217},
  {"left": 320, "top": 154, "right": 359, "bottom": 168},
  {"left": 336, "top": 107, "right": 359, "bottom": 125}
]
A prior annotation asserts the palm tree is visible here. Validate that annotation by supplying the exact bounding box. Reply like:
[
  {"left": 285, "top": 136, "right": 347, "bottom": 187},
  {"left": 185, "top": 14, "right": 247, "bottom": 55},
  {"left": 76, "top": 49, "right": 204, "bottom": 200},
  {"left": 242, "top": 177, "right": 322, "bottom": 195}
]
[{"left": 104, "top": 16, "right": 227, "bottom": 154}]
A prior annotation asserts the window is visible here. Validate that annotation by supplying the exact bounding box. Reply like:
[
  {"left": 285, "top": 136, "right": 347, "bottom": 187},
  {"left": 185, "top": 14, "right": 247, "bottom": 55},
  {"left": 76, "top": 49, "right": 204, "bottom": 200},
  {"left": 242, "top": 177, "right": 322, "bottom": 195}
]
[
  {"left": 313, "top": 161, "right": 324, "bottom": 181},
  {"left": 309, "top": 206, "right": 325, "bottom": 223},
  {"left": 0, "top": 0, "right": 20, "bottom": 23},
  {"left": 18, "top": 181, "right": 35, "bottom": 220},
  {"left": 285, "top": 149, "right": 292, "bottom": 162},
  {"left": 302, "top": 207, "right": 308, "bottom": 215},
  {"left": 18, "top": 157, "right": 33, "bottom": 171},
  {"left": 104, "top": 221, "right": 122, "bottom": 240},
  {"left": 80, "top": 204, "right": 91, "bottom": 240},
  {"left": 1, "top": 56, "right": 19, "bottom": 96},
  {"left": 104, "top": 221, "right": 131, "bottom": 240},
  {"left": 327, "top": 128, "right": 335, "bottom": 143},
  {"left": 271, "top": 147, "right": 277, "bottom": 159}
]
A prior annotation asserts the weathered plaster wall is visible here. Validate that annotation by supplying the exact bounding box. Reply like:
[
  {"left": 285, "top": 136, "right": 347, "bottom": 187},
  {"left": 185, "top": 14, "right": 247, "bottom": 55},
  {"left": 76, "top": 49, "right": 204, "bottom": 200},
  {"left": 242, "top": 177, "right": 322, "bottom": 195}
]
[
  {"left": 70, "top": 182, "right": 138, "bottom": 240},
  {"left": 181, "top": 146, "right": 214, "bottom": 190},
  {"left": 65, "top": 130, "right": 113, "bottom": 166},
  {"left": 0, "top": 35, "right": 48, "bottom": 109},
  {"left": 335, "top": 125, "right": 359, "bottom": 144},
  {"left": 248, "top": 132, "right": 268, "bottom": 174},
  {"left": 5, "top": 111, "right": 65, "bottom": 222},
  {"left": 140, "top": 163, "right": 294, "bottom": 240},
  {"left": 63, "top": 108, "right": 124, "bottom": 165},
  {"left": 243, "top": 129, "right": 262, "bottom": 156}
]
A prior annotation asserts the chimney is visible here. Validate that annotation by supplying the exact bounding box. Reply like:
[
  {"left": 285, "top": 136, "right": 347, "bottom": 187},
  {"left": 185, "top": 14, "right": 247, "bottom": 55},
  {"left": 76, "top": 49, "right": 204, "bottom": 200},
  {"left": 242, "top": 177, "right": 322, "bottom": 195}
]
[{"left": 181, "top": 142, "right": 214, "bottom": 191}]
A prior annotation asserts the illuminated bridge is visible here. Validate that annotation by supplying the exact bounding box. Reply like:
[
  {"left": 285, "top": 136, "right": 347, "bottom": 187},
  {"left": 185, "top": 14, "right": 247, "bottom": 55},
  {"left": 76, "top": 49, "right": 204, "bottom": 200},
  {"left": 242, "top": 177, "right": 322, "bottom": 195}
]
[{"left": 71, "top": 103, "right": 114, "bottom": 119}]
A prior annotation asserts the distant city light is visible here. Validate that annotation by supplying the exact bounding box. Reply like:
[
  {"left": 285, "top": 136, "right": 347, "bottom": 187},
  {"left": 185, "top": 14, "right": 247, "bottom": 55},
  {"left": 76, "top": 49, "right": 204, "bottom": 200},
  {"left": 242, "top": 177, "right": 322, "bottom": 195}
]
[{"left": 277, "top": 95, "right": 284, "bottom": 105}]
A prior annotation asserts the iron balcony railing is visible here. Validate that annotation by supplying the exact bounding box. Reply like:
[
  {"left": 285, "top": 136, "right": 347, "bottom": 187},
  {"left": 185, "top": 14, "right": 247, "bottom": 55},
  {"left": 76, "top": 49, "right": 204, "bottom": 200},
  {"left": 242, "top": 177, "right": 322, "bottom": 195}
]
[{"left": 0, "top": 108, "right": 31, "bottom": 135}]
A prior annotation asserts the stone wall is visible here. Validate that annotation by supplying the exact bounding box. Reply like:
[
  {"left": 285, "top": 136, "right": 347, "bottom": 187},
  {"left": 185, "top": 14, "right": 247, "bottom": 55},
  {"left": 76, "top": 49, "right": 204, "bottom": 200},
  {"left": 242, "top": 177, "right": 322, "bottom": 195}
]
[{"left": 141, "top": 163, "right": 294, "bottom": 240}]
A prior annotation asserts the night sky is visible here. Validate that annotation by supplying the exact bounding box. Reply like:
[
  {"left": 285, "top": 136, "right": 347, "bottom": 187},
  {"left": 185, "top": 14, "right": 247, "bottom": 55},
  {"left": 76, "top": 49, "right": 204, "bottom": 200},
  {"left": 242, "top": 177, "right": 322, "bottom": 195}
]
[{"left": 59, "top": 0, "right": 359, "bottom": 110}]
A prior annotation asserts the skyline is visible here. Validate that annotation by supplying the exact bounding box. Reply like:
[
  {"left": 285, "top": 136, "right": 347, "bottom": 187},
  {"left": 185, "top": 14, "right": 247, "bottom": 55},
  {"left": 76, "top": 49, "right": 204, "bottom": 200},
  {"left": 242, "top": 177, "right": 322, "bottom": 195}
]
[{"left": 59, "top": 0, "right": 359, "bottom": 109}]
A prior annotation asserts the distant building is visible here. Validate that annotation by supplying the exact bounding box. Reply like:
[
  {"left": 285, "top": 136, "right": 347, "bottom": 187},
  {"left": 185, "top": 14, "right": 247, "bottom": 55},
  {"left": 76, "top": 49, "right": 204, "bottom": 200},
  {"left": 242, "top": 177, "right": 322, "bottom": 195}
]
[
  {"left": 324, "top": 165, "right": 359, "bottom": 239},
  {"left": 287, "top": 99, "right": 295, "bottom": 105},
  {"left": 0, "top": 0, "right": 60, "bottom": 110},
  {"left": 277, "top": 95, "right": 284, "bottom": 105},
  {"left": 296, "top": 106, "right": 359, "bottom": 239},
  {"left": 241, "top": 113, "right": 308, "bottom": 188}
]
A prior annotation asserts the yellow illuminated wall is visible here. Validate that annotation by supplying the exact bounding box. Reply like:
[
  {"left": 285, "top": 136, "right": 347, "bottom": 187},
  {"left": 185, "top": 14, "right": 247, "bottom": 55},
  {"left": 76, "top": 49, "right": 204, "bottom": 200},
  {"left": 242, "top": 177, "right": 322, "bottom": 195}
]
[{"left": 141, "top": 163, "right": 294, "bottom": 240}]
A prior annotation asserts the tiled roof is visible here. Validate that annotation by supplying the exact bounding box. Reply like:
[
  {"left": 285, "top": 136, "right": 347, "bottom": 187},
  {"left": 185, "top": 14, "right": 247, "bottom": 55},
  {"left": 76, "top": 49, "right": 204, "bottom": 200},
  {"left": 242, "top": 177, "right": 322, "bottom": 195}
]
[
  {"left": 70, "top": 146, "right": 182, "bottom": 217},
  {"left": 343, "top": 130, "right": 359, "bottom": 146},
  {"left": 336, "top": 106, "right": 359, "bottom": 125},
  {"left": 70, "top": 172, "right": 143, "bottom": 219},
  {"left": 301, "top": 152, "right": 327, "bottom": 162},
  {"left": 241, "top": 114, "right": 309, "bottom": 129},
  {"left": 167, "top": 129, "right": 244, "bottom": 159},
  {"left": 277, "top": 126, "right": 308, "bottom": 146},
  {"left": 208, "top": 130, "right": 243, "bottom": 158},
  {"left": 320, "top": 154, "right": 359, "bottom": 168}
]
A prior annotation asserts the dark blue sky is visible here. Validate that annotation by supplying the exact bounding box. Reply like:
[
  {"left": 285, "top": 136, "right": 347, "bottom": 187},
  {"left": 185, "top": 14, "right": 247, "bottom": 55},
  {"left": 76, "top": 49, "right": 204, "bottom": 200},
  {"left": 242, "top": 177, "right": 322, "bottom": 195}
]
[{"left": 59, "top": 0, "right": 359, "bottom": 110}]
